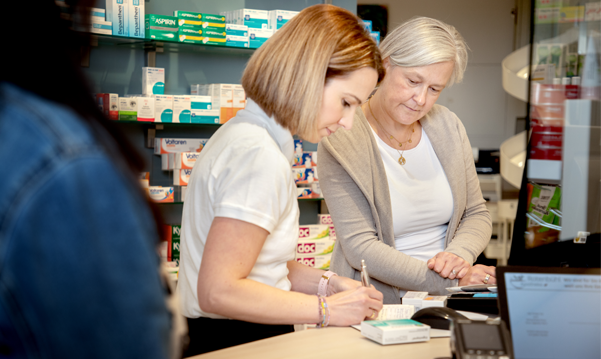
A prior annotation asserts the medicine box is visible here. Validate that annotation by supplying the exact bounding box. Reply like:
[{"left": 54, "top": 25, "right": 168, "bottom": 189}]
[
  {"left": 298, "top": 224, "right": 331, "bottom": 240},
  {"left": 292, "top": 152, "right": 317, "bottom": 168},
  {"left": 226, "top": 35, "right": 249, "bottom": 48},
  {"left": 173, "top": 168, "right": 193, "bottom": 186},
  {"left": 225, "top": 24, "right": 248, "bottom": 37},
  {"left": 174, "top": 11, "right": 225, "bottom": 23},
  {"left": 209, "top": 84, "right": 234, "bottom": 123},
  {"left": 361, "top": 319, "right": 430, "bottom": 345},
  {"left": 173, "top": 95, "right": 191, "bottom": 123},
  {"left": 154, "top": 138, "right": 209, "bottom": 155},
  {"left": 118, "top": 97, "right": 137, "bottom": 121},
  {"left": 178, "top": 32, "right": 226, "bottom": 45},
  {"left": 402, "top": 291, "right": 429, "bottom": 312},
  {"left": 136, "top": 96, "right": 154, "bottom": 122},
  {"left": 297, "top": 187, "right": 316, "bottom": 199},
  {"left": 154, "top": 95, "right": 173, "bottom": 123},
  {"left": 295, "top": 255, "right": 331, "bottom": 270},
  {"left": 128, "top": 0, "right": 144, "bottom": 38},
  {"left": 142, "top": 67, "right": 165, "bottom": 95},
  {"left": 89, "top": 21, "right": 112, "bottom": 35},
  {"left": 268, "top": 10, "right": 298, "bottom": 30},
  {"left": 296, "top": 239, "right": 336, "bottom": 256},
  {"left": 238, "top": 9, "right": 269, "bottom": 29},
  {"left": 421, "top": 296, "right": 448, "bottom": 308},
  {"left": 146, "top": 14, "right": 178, "bottom": 41},
  {"left": 96, "top": 93, "right": 118, "bottom": 120},
  {"left": 318, "top": 214, "right": 333, "bottom": 225},
  {"left": 90, "top": 8, "right": 105, "bottom": 22},
  {"left": 109, "top": 0, "right": 128, "bottom": 36},
  {"left": 178, "top": 27, "right": 226, "bottom": 38},
  {"left": 292, "top": 168, "right": 318, "bottom": 184},
  {"left": 361, "top": 20, "right": 372, "bottom": 32},
  {"left": 370, "top": 31, "right": 380, "bottom": 45},
  {"left": 231, "top": 84, "right": 246, "bottom": 118},
  {"left": 148, "top": 186, "right": 174, "bottom": 203},
  {"left": 249, "top": 28, "right": 274, "bottom": 48},
  {"left": 190, "top": 96, "right": 219, "bottom": 124},
  {"left": 163, "top": 152, "right": 200, "bottom": 170}
]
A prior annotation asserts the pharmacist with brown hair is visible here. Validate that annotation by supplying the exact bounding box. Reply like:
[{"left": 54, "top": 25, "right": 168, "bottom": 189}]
[{"left": 177, "top": 5, "right": 386, "bottom": 356}]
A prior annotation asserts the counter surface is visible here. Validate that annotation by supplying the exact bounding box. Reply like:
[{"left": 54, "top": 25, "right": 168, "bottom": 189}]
[{"left": 189, "top": 327, "right": 452, "bottom": 359}]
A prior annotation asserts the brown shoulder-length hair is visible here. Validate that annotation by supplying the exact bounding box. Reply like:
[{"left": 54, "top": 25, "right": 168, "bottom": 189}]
[{"left": 241, "top": 4, "right": 384, "bottom": 139}]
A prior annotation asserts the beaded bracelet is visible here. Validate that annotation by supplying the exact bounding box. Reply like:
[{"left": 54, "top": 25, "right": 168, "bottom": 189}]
[{"left": 316, "top": 295, "right": 331, "bottom": 328}]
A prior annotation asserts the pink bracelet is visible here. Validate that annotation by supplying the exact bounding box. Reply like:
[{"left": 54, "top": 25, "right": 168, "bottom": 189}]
[{"left": 317, "top": 271, "right": 337, "bottom": 296}]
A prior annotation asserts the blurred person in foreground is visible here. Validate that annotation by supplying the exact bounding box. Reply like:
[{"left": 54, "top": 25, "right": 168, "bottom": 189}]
[{"left": 0, "top": 1, "right": 180, "bottom": 358}]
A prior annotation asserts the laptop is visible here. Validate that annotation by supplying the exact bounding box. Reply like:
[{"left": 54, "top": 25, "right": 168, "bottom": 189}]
[{"left": 497, "top": 266, "right": 601, "bottom": 359}]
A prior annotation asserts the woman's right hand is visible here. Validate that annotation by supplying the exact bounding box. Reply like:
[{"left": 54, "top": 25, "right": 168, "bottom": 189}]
[
  {"left": 325, "top": 286, "right": 383, "bottom": 326},
  {"left": 457, "top": 265, "right": 496, "bottom": 286}
]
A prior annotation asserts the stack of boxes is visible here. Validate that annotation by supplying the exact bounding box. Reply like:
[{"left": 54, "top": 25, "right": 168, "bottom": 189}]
[
  {"left": 160, "top": 224, "right": 181, "bottom": 280},
  {"left": 292, "top": 139, "right": 320, "bottom": 198},
  {"left": 296, "top": 215, "right": 337, "bottom": 270},
  {"left": 361, "top": 20, "right": 380, "bottom": 45},
  {"left": 191, "top": 83, "right": 246, "bottom": 124},
  {"left": 106, "top": 0, "right": 145, "bottom": 38},
  {"left": 175, "top": 11, "right": 226, "bottom": 45},
  {"left": 221, "top": 9, "right": 300, "bottom": 48}
]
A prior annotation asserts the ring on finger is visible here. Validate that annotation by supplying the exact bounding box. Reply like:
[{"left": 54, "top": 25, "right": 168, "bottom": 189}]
[
  {"left": 369, "top": 309, "right": 377, "bottom": 319},
  {"left": 483, "top": 274, "right": 491, "bottom": 284},
  {"left": 451, "top": 269, "right": 457, "bottom": 276}
]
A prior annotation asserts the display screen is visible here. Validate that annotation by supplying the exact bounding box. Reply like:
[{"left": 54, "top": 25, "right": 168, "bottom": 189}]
[
  {"left": 460, "top": 323, "right": 504, "bottom": 350},
  {"left": 504, "top": 272, "right": 601, "bottom": 359}
]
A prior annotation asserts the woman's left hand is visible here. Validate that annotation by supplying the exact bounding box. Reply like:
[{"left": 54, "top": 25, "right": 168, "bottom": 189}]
[
  {"left": 327, "top": 275, "right": 363, "bottom": 296},
  {"left": 427, "top": 252, "right": 471, "bottom": 280}
]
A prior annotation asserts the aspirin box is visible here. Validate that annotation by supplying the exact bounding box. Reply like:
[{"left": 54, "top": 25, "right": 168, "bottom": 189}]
[
  {"left": 298, "top": 224, "right": 330, "bottom": 240},
  {"left": 154, "top": 138, "right": 209, "bottom": 155},
  {"left": 148, "top": 186, "right": 174, "bottom": 203},
  {"left": 296, "top": 239, "right": 336, "bottom": 256}
]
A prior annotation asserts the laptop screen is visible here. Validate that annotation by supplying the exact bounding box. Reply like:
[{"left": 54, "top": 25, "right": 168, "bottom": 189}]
[{"left": 498, "top": 267, "right": 601, "bottom": 359}]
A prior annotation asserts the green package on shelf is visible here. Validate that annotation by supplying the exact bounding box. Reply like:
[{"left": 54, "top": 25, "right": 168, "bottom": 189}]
[
  {"left": 178, "top": 27, "right": 226, "bottom": 39},
  {"left": 178, "top": 34, "right": 226, "bottom": 46},
  {"left": 174, "top": 10, "right": 225, "bottom": 23},
  {"left": 146, "top": 14, "right": 178, "bottom": 41}
]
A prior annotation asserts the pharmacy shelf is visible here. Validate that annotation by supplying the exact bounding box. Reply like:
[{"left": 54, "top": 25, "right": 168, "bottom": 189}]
[
  {"left": 115, "top": 119, "right": 222, "bottom": 127},
  {"left": 90, "top": 33, "right": 254, "bottom": 57}
]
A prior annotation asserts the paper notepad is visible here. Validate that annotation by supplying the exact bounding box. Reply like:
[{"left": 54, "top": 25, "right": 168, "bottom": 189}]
[{"left": 375, "top": 304, "right": 415, "bottom": 320}]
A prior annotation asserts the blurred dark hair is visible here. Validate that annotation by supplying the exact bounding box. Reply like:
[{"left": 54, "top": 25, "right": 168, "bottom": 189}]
[{"left": 1, "top": 0, "right": 164, "bottom": 240}]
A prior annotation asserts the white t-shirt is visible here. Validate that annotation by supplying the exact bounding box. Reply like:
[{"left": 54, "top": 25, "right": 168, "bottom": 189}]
[
  {"left": 178, "top": 99, "right": 300, "bottom": 319},
  {"left": 372, "top": 126, "right": 454, "bottom": 263}
]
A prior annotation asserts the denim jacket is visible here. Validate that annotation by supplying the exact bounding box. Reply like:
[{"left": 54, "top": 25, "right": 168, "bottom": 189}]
[{"left": 0, "top": 84, "right": 170, "bottom": 358}]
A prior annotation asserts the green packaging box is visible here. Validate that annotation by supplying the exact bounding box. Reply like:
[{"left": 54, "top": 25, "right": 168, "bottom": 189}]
[
  {"left": 178, "top": 27, "right": 226, "bottom": 38},
  {"left": 174, "top": 10, "right": 225, "bottom": 23},
  {"left": 178, "top": 20, "right": 226, "bottom": 30},
  {"left": 146, "top": 14, "right": 178, "bottom": 41},
  {"left": 178, "top": 33, "right": 226, "bottom": 46}
]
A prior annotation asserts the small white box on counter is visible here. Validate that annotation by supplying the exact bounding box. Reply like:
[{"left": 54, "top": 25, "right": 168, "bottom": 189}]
[
  {"left": 361, "top": 319, "right": 430, "bottom": 345},
  {"left": 421, "top": 295, "right": 448, "bottom": 308},
  {"left": 402, "top": 291, "right": 429, "bottom": 312}
]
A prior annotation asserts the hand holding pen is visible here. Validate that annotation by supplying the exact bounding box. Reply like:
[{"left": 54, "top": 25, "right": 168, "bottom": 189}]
[{"left": 361, "top": 259, "right": 379, "bottom": 320}]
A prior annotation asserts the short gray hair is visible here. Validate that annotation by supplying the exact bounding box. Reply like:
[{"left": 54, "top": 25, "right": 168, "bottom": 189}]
[{"left": 380, "top": 17, "right": 468, "bottom": 86}]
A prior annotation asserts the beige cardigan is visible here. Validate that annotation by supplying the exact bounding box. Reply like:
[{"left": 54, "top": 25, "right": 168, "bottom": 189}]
[{"left": 317, "top": 104, "right": 492, "bottom": 304}]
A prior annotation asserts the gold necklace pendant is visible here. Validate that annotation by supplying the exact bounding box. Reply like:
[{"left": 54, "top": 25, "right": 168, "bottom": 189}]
[{"left": 398, "top": 155, "right": 406, "bottom": 165}]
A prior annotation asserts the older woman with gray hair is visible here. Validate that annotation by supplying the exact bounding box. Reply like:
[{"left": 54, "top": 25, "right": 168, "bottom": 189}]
[{"left": 317, "top": 17, "right": 495, "bottom": 303}]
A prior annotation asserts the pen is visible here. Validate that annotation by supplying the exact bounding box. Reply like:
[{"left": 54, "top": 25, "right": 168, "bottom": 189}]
[{"left": 361, "top": 259, "right": 370, "bottom": 287}]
